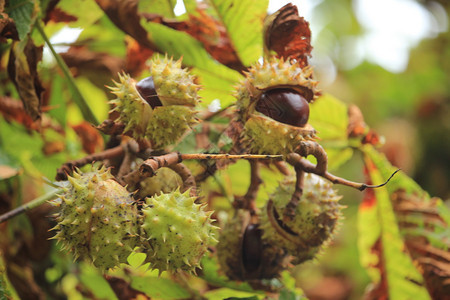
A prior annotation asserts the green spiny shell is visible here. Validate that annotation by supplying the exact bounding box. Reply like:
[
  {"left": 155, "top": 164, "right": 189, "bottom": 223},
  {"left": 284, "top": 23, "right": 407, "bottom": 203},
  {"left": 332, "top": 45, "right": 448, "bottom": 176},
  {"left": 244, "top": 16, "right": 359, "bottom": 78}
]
[
  {"left": 109, "top": 73, "right": 152, "bottom": 138},
  {"left": 108, "top": 56, "right": 200, "bottom": 149},
  {"left": 140, "top": 190, "right": 218, "bottom": 273},
  {"left": 146, "top": 105, "right": 197, "bottom": 149},
  {"left": 217, "top": 210, "right": 290, "bottom": 280},
  {"left": 137, "top": 167, "right": 183, "bottom": 199},
  {"left": 51, "top": 166, "right": 138, "bottom": 270},
  {"left": 235, "top": 57, "right": 319, "bottom": 155},
  {"left": 148, "top": 56, "right": 200, "bottom": 106},
  {"left": 236, "top": 57, "right": 319, "bottom": 119},
  {"left": 260, "top": 173, "right": 343, "bottom": 265},
  {"left": 242, "top": 115, "right": 316, "bottom": 155}
]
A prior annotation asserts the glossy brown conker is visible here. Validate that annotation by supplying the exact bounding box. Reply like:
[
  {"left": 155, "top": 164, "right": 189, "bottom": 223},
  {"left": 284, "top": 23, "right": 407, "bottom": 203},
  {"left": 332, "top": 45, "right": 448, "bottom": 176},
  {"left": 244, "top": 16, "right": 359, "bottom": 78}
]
[
  {"left": 136, "top": 76, "right": 163, "bottom": 108},
  {"left": 255, "top": 88, "right": 309, "bottom": 127}
]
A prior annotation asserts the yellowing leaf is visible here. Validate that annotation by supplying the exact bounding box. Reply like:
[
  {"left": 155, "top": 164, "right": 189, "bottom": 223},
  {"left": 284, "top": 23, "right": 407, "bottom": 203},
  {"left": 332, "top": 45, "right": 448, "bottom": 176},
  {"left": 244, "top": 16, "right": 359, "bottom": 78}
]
[
  {"left": 359, "top": 145, "right": 432, "bottom": 299},
  {"left": 209, "top": 0, "right": 269, "bottom": 66}
]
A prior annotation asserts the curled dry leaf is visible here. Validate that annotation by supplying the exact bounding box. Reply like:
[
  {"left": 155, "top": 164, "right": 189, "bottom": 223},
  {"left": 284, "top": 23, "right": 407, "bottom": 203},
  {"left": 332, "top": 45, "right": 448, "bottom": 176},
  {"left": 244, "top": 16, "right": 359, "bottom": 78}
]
[
  {"left": 263, "top": 3, "right": 312, "bottom": 67},
  {"left": 7, "top": 38, "right": 44, "bottom": 121}
]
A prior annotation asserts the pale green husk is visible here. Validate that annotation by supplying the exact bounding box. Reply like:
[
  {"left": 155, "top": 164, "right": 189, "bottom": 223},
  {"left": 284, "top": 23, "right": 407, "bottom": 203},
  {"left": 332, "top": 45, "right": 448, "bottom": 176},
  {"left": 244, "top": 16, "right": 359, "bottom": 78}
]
[
  {"left": 51, "top": 166, "right": 138, "bottom": 270},
  {"left": 235, "top": 57, "right": 319, "bottom": 155},
  {"left": 140, "top": 190, "right": 218, "bottom": 273},
  {"left": 260, "top": 173, "right": 343, "bottom": 265},
  {"left": 108, "top": 56, "right": 200, "bottom": 149}
]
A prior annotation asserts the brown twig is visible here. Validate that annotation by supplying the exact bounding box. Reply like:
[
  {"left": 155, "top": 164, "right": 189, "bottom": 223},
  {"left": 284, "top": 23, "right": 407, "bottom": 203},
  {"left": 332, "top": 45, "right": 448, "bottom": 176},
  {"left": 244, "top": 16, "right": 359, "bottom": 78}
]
[
  {"left": 297, "top": 141, "right": 327, "bottom": 174},
  {"left": 55, "top": 145, "right": 125, "bottom": 180},
  {"left": 116, "top": 140, "right": 140, "bottom": 185},
  {"left": 121, "top": 152, "right": 182, "bottom": 187},
  {"left": 286, "top": 153, "right": 400, "bottom": 191},
  {"left": 180, "top": 153, "right": 283, "bottom": 161},
  {"left": 272, "top": 160, "right": 291, "bottom": 176},
  {"left": 283, "top": 166, "right": 304, "bottom": 220},
  {"left": 233, "top": 161, "right": 262, "bottom": 215}
]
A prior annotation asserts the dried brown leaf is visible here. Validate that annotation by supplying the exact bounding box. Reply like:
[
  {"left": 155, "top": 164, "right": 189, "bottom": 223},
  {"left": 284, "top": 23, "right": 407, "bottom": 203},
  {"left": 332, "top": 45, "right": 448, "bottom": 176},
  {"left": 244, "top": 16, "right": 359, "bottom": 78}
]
[
  {"left": 60, "top": 46, "right": 125, "bottom": 90},
  {"left": 125, "top": 37, "right": 154, "bottom": 77},
  {"left": 347, "top": 104, "right": 381, "bottom": 145},
  {"left": 104, "top": 275, "right": 150, "bottom": 300},
  {"left": 0, "top": 96, "right": 40, "bottom": 130},
  {"left": 72, "top": 121, "right": 104, "bottom": 154},
  {"left": 392, "top": 190, "right": 450, "bottom": 299},
  {"left": 7, "top": 39, "right": 44, "bottom": 121},
  {"left": 139, "top": 4, "right": 244, "bottom": 71},
  {"left": 181, "top": 8, "right": 243, "bottom": 71},
  {"left": 0, "top": 11, "right": 19, "bottom": 41},
  {"left": 95, "top": 0, "right": 158, "bottom": 51},
  {"left": 263, "top": 3, "right": 312, "bottom": 67},
  {"left": 44, "top": 6, "right": 78, "bottom": 23}
]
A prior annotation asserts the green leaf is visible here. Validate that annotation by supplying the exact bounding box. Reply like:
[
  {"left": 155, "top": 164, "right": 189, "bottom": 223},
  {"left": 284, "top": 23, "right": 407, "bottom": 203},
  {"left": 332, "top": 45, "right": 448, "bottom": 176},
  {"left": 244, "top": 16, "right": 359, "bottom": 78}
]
[
  {"left": 47, "top": 74, "right": 67, "bottom": 126},
  {"left": 309, "top": 93, "right": 348, "bottom": 141},
  {"left": 358, "top": 145, "right": 431, "bottom": 299},
  {"left": 204, "top": 289, "right": 261, "bottom": 299},
  {"left": 362, "top": 145, "right": 427, "bottom": 197},
  {"left": 76, "top": 15, "right": 127, "bottom": 57},
  {"left": 141, "top": 21, "right": 243, "bottom": 105},
  {"left": 75, "top": 77, "right": 109, "bottom": 123},
  {"left": 309, "top": 93, "right": 353, "bottom": 171},
  {"left": 0, "top": 121, "right": 68, "bottom": 180},
  {"left": 56, "top": 0, "right": 103, "bottom": 28},
  {"left": 79, "top": 264, "right": 118, "bottom": 300},
  {"left": 138, "top": 0, "right": 177, "bottom": 18},
  {"left": 130, "top": 276, "right": 190, "bottom": 299},
  {"left": 182, "top": 0, "right": 197, "bottom": 14},
  {"left": 7, "top": 0, "right": 39, "bottom": 40},
  {"left": 191, "top": 68, "right": 238, "bottom": 107},
  {"left": 200, "top": 256, "right": 258, "bottom": 293},
  {"left": 209, "top": 0, "right": 269, "bottom": 66}
]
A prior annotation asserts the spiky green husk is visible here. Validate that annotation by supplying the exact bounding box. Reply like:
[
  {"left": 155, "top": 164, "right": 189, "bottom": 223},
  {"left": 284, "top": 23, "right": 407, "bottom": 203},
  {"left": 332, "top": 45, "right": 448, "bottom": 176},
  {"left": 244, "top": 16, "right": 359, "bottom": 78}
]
[
  {"left": 140, "top": 190, "right": 218, "bottom": 273},
  {"left": 137, "top": 167, "right": 183, "bottom": 199},
  {"left": 51, "top": 166, "right": 138, "bottom": 270},
  {"left": 217, "top": 210, "right": 290, "bottom": 280},
  {"left": 235, "top": 57, "right": 319, "bottom": 155},
  {"left": 146, "top": 106, "right": 197, "bottom": 149},
  {"left": 242, "top": 115, "right": 316, "bottom": 155},
  {"left": 108, "top": 56, "right": 200, "bottom": 149},
  {"left": 149, "top": 56, "right": 200, "bottom": 106},
  {"left": 260, "top": 174, "right": 343, "bottom": 265},
  {"left": 109, "top": 73, "right": 152, "bottom": 138},
  {"left": 236, "top": 57, "right": 319, "bottom": 120}
]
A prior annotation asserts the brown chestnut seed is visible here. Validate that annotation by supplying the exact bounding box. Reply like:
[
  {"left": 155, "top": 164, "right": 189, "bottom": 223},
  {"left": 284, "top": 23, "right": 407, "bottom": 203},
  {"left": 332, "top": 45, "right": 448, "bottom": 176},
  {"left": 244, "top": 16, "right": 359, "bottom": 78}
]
[
  {"left": 242, "top": 223, "right": 263, "bottom": 274},
  {"left": 255, "top": 88, "right": 310, "bottom": 127},
  {"left": 136, "top": 76, "right": 163, "bottom": 108}
]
